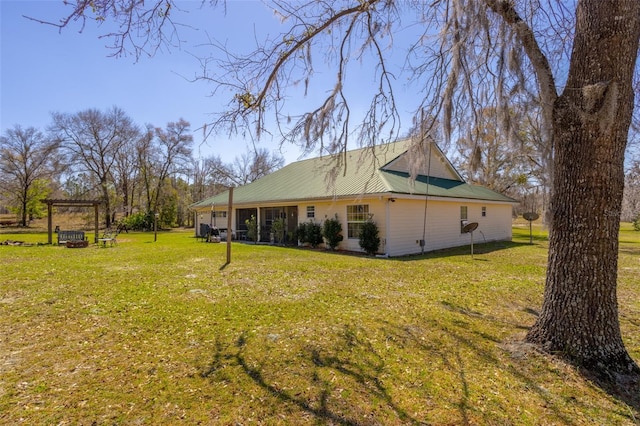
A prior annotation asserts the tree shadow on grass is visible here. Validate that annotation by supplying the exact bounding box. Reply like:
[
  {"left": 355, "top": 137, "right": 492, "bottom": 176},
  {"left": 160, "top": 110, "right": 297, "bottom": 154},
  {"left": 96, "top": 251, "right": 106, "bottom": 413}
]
[
  {"left": 437, "top": 300, "right": 640, "bottom": 420},
  {"left": 579, "top": 369, "right": 640, "bottom": 416},
  {"left": 375, "top": 309, "right": 584, "bottom": 426},
  {"left": 200, "top": 329, "right": 429, "bottom": 425},
  {"left": 197, "top": 308, "right": 638, "bottom": 424}
]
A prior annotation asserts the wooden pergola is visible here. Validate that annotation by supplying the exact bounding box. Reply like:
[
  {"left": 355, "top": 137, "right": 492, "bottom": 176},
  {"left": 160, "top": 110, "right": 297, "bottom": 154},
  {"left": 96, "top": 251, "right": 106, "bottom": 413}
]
[{"left": 42, "top": 199, "right": 104, "bottom": 244}]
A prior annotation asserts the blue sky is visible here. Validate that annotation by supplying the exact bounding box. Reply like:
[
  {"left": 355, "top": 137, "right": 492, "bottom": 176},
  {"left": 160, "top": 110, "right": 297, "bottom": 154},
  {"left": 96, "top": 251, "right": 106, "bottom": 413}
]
[
  {"left": 0, "top": 0, "right": 323, "bottom": 163},
  {"left": 1, "top": 0, "right": 428, "bottom": 167}
]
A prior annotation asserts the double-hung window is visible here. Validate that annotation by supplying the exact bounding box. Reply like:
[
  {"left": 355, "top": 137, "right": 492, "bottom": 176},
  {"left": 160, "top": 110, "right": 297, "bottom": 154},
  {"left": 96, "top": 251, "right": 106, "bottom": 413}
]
[
  {"left": 460, "top": 206, "right": 468, "bottom": 233},
  {"left": 460, "top": 206, "right": 468, "bottom": 221},
  {"left": 306, "top": 206, "right": 315, "bottom": 219},
  {"left": 347, "top": 204, "right": 369, "bottom": 239}
]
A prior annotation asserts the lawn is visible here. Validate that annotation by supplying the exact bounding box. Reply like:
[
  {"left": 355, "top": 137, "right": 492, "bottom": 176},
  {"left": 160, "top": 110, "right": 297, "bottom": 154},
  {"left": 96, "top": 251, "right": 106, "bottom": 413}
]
[{"left": 1, "top": 224, "right": 639, "bottom": 425}]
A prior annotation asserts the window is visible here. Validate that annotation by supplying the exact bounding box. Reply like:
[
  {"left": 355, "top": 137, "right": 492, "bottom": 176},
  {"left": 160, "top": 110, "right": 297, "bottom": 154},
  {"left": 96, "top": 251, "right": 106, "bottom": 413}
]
[
  {"left": 212, "top": 211, "right": 226, "bottom": 218},
  {"left": 460, "top": 206, "right": 468, "bottom": 221},
  {"left": 482, "top": 206, "right": 487, "bottom": 217},
  {"left": 306, "top": 206, "right": 315, "bottom": 218},
  {"left": 347, "top": 204, "right": 369, "bottom": 238}
]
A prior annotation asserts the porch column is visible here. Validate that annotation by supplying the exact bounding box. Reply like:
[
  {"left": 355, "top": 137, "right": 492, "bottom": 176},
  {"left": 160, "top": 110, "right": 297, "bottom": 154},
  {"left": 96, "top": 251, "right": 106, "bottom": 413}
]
[
  {"left": 94, "top": 203, "right": 99, "bottom": 243},
  {"left": 256, "top": 208, "right": 261, "bottom": 242}
]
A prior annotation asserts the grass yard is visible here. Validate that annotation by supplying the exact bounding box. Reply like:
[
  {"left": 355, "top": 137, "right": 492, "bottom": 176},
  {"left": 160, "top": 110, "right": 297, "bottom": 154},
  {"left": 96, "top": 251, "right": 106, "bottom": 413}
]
[{"left": 1, "top": 224, "right": 639, "bottom": 425}]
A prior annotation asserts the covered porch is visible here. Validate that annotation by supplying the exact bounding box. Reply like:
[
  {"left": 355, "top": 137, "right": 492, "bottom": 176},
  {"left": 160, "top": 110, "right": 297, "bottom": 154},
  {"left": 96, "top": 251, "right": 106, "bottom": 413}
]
[{"left": 235, "top": 206, "right": 298, "bottom": 243}]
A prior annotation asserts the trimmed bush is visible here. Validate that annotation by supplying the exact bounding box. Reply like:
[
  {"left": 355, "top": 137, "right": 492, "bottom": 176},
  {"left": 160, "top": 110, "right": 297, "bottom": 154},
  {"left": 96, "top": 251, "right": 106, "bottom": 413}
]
[
  {"left": 296, "top": 221, "right": 323, "bottom": 247},
  {"left": 306, "top": 221, "right": 323, "bottom": 248},
  {"left": 295, "top": 222, "right": 308, "bottom": 245},
  {"left": 359, "top": 219, "right": 380, "bottom": 255},
  {"left": 322, "top": 214, "right": 343, "bottom": 250}
]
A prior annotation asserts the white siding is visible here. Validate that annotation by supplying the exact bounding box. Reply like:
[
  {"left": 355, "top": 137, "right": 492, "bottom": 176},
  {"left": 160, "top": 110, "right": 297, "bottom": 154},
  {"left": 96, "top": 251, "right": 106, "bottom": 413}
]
[
  {"left": 386, "top": 198, "right": 512, "bottom": 256},
  {"left": 297, "top": 198, "right": 388, "bottom": 253},
  {"left": 195, "top": 196, "right": 512, "bottom": 256}
]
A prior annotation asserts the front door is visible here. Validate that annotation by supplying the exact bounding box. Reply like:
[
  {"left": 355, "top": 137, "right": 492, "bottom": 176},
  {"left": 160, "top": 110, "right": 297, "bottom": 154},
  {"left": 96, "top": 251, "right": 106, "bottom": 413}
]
[{"left": 286, "top": 206, "right": 298, "bottom": 244}]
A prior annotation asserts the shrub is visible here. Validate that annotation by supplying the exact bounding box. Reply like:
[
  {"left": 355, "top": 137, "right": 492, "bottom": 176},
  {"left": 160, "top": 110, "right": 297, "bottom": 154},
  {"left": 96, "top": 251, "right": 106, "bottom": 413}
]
[
  {"left": 295, "top": 221, "right": 323, "bottom": 247},
  {"left": 271, "top": 217, "right": 286, "bottom": 244},
  {"left": 120, "top": 212, "right": 154, "bottom": 231},
  {"left": 306, "top": 221, "right": 323, "bottom": 248},
  {"left": 633, "top": 213, "right": 640, "bottom": 231},
  {"left": 295, "top": 222, "right": 308, "bottom": 245},
  {"left": 359, "top": 219, "right": 380, "bottom": 255},
  {"left": 245, "top": 215, "right": 258, "bottom": 243},
  {"left": 322, "top": 214, "right": 343, "bottom": 250}
]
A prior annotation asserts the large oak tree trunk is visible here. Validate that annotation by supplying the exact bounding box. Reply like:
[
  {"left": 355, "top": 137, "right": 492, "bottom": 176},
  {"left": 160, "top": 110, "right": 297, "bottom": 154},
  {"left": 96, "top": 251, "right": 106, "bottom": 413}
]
[{"left": 526, "top": 0, "right": 640, "bottom": 375}]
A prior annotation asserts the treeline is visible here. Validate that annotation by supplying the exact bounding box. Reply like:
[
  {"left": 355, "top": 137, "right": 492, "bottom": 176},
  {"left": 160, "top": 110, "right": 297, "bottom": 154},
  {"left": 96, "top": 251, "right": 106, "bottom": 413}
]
[
  {"left": 0, "top": 106, "right": 284, "bottom": 228},
  {"left": 2, "top": 105, "right": 639, "bottom": 230}
]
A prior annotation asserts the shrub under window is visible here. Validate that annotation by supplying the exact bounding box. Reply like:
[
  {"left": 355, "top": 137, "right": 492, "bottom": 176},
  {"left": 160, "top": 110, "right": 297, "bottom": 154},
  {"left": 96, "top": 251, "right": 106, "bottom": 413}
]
[{"left": 359, "top": 219, "right": 380, "bottom": 255}]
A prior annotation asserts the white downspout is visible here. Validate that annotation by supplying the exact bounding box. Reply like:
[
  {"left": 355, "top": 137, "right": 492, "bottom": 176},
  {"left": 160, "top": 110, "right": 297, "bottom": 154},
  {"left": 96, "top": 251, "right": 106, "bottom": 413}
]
[{"left": 385, "top": 198, "right": 391, "bottom": 257}]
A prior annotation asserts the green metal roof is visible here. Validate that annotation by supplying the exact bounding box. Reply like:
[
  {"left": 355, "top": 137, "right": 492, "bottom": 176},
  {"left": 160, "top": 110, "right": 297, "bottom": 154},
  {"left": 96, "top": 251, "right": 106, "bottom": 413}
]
[
  {"left": 190, "top": 140, "right": 517, "bottom": 209},
  {"left": 380, "top": 170, "right": 517, "bottom": 202}
]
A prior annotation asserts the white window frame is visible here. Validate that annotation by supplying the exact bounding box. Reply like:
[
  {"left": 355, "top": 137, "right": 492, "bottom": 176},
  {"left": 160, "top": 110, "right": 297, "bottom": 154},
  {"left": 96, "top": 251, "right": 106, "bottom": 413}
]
[
  {"left": 347, "top": 204, "right": 369, "bottom": 239},
  {"left": 306, "top": 206, "right": 315, "bottom": 219},
  {"left": 460, "top": 206, "right": 468, "bottom": 221}
]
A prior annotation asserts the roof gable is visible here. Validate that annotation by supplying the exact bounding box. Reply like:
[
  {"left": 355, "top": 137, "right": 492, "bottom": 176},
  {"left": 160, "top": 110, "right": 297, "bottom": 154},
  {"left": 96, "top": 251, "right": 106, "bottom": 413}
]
[{"left": 381, "top": 139, "right": 463, "bottom": 181}]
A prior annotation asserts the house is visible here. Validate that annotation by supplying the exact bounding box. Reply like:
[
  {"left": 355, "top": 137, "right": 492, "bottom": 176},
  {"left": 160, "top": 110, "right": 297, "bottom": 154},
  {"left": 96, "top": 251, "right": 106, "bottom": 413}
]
[{"left": 190, "top": 139, "right": 517, "bottom": 257}]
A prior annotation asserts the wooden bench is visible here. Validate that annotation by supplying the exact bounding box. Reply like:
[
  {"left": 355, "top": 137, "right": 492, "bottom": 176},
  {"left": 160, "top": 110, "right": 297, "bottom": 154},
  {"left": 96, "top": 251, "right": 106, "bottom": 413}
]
[{"left": 57, "top": 230, "right": 86, "bottom": 245}]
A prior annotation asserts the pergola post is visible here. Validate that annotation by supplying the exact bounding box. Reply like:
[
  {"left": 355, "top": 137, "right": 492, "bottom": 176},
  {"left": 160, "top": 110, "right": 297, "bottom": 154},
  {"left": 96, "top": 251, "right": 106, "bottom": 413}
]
[
  {"left": 94, "top": 204, "right": 99, "bottom": 243},
  {"left": 47, "top": 201, "right": 53, "bottom": 244}
]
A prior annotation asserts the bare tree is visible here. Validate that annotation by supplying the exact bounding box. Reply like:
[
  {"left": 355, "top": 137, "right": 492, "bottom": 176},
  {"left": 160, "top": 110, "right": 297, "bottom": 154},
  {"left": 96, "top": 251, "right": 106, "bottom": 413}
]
[
  {"left": 43, "top": 0, "right": 640, "bottom": 381},
  {"left": 140, "top": 119, "right": 193, "bottom": 214},
  {"left": 519, "top": 109, "right": 554, "bottom": 223},
  {"left": 112, "top": 132, "right": 140, "bottom": 219},
  {"left": 135, "top": 126, "right": 155, "bottom": 215},
  {"left": 0, "top": 125, "right": 60, "bottom": 226},
  {"left": 191, "top": 155, "right": 235, "bottom": 202},
  {"left": 622, "top": 159, "right": 640, "bottom": 222},
  {"left": 229, "top": 147, "right": 285, "bottom": 186},
  {"left": 190, "top": 148, "right": 283, "bottom": 195},
  {"left": 454, "top": 107, "right": 534, "bottom": 195},
  {"left": 51, "top": 107, "right": 140, "bottom": 228},
  {"left": 190, "top": 157, "right": 213, "bottom": 207}
]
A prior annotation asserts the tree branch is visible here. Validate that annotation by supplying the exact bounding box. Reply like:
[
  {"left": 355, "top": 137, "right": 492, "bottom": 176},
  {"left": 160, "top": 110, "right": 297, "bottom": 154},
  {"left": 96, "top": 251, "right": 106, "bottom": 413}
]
[{"left": 483, "top": 0, "right": 558, "bottom": 114}]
